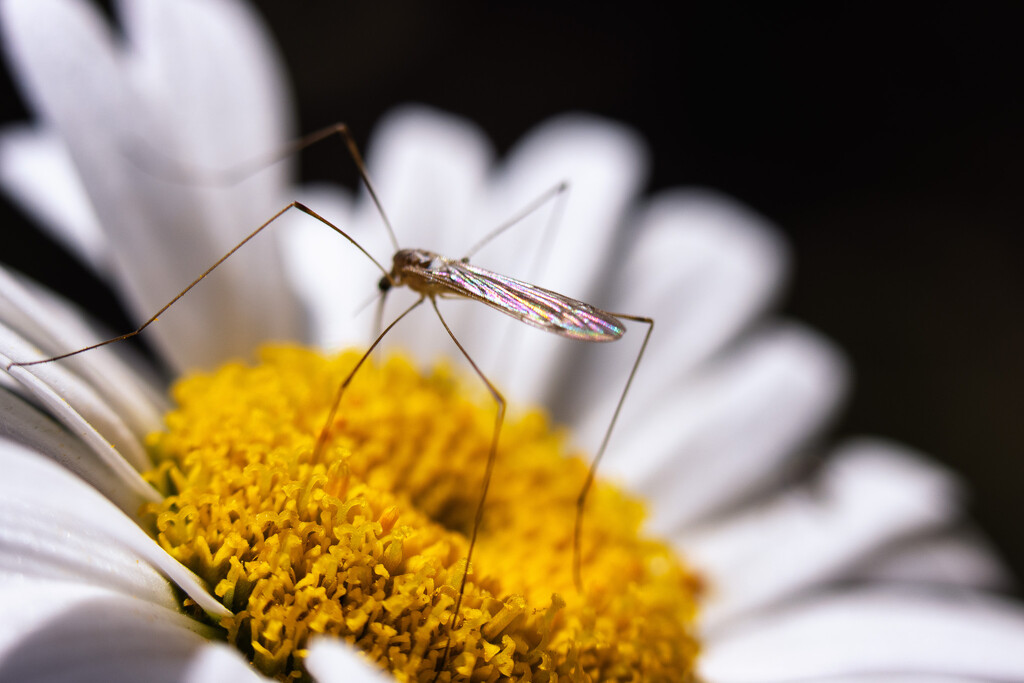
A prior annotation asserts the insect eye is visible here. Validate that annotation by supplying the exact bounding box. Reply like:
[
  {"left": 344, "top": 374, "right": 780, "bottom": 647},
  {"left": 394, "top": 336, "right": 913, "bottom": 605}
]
[{"left": 378, "top": 275, "right": 392, "bottom": 292}]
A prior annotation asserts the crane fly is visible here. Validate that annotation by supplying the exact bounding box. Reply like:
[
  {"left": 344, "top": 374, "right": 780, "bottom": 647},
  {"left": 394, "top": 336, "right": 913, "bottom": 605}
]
[
  {"left": 6, "top": 123, "right": 654, "bottom": 676},
  {"left": 381, "top": 248, "right": 626, "bottom": 341}
]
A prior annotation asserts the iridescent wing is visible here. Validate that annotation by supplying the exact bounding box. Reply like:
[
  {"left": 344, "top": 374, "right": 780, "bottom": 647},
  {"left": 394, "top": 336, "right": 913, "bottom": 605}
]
[{"left": 419, "top": 259, "right": 625, "bottom": 341}]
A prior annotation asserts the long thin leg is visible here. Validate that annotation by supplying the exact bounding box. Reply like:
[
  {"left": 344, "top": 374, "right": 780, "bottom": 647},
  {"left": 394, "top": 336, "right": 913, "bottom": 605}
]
[
  {"left": 461, "top": 181, "right": 569, "bottom": 261},
  {"left": 256, "top": 123, "right": 400, "bottom": 253},
  {"left": 573, "top": 313, "right": 654, "bottom": 591},
  {"left": 313, "top": 296, "right": 425, "bottom": 460},
  {"left": 130, "top": 122, "right": 401, "bottom": 252},
  {"left": 373, "top": 291, "right": 389, "bottom": 339},
  {"left": 429, "top": 297, "right": 506, "bottom": 679},
  {"left": 5, "top": 202, "right": 391, "bottom": 371},
  {"left": 464, "top": 181, "right": 572, "bottom": 379}
]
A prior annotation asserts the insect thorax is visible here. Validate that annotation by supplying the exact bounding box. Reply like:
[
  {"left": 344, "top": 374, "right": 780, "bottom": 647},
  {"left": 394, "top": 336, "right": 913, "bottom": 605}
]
[
  {"left": 389, "top": 248, "right": 454, "bottom": 293},
  {"left": 393, "top": 248, "right": 444, "bottom": 271}
]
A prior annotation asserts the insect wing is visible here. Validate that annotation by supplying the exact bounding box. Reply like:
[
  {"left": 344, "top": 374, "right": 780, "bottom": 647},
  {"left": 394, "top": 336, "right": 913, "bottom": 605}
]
[{"left": 427, "top": 261, "right": 625, "bottom": 341}]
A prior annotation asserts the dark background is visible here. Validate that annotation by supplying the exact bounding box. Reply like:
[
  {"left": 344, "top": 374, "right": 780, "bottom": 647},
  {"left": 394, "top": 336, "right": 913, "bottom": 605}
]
[{"left": 2, "top": 3, "right": 1022, "bottom": 583}]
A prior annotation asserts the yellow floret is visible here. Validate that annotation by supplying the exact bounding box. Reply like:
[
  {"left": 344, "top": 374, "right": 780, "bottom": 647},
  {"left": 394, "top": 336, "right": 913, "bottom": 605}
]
[{"left": 143, "top": 345, "right": 701, "bottom": 681}]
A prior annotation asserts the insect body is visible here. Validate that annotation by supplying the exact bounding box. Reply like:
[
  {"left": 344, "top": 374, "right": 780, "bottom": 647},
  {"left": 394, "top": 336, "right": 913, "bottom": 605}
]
[
  {"left": 383, "top": 248, "right": 626, "bottom": 341},
  {"left": 8, "top": 123, "right": 653, "bottom": 677}
]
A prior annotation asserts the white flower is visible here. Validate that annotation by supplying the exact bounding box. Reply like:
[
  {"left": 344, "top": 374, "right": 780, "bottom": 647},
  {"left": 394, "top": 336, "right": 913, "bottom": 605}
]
[{"left": 2, "top": 0, "right": 1024, "bottom": 681}]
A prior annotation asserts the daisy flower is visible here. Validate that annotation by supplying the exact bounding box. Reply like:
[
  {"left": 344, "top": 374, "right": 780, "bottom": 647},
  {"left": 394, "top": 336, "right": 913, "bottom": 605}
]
[{"left": 2, "top": 0, "right": 1024, "bottom": 681}]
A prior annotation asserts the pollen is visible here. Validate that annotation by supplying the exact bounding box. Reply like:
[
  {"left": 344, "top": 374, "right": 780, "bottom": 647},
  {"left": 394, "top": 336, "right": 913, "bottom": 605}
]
[{"left": 142, "top": 345, "right": 701, "bottom": 681}]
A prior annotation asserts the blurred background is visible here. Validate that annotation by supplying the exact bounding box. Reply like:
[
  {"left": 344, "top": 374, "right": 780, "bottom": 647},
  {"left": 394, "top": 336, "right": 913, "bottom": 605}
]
[{"left": 1, "top": 3, "right": 1022, "bottom": 582}]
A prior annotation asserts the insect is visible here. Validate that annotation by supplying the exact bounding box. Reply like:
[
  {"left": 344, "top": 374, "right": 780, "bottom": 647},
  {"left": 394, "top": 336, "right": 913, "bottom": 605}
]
[{"left": 7, "top": 123, "right": 653, "bottom": 673}]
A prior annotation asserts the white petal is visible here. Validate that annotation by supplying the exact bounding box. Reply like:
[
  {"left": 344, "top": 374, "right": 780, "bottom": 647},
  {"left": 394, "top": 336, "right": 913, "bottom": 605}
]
[
  {"left": 700, "top": 588, "right": 1024, "bottom": 683},
  {"left": 685, "top": 439, "right": 962, "bottom": 629},
  {"left": 605, "top": 324, "right": 845, "bottom": 532},
  {"left": 0, "top": 439, "right": 229, "bottom": 618},
  {"left": 1, "top": 0, "right": 302, "bottom": 371},
  {"left": 360, "top": 107, "right": 496, "bottom": 366},
  {"left": 0, "top": 577, "right": 256, "bottom": 683},
  {"left": 118, "top": 0, "right": 293, "bottom": 183},
  {"left": 361, "top": 105, "right": 494, "bottom": 256},
  {"left": 183, "top": 645, "right": 270, "bottom": 683},
  {"left": 117, "top": 0, "right": 302, "bottom": 358},
  {"left": 305, "top": 638, "right": 395, "bottom": 683},
  {"left": 462, "top": 114, "right": 649, "bottom": 405},
  {"left": 0, "top": 262, "right": 166, "bottom": 437},
  {"left": 478, "top": 114, "right": 648, "bottom": 303},
  {"left": 0, "top": 358, "right": 155, "bottom": 504},
  {"left": 852, "top": 528, "right": 1011, "bottom": 590},
  {"left": 797, "top": 676, "right": 984, "bottom": 683},
  {"left": 0, "top": 387, "right": 146, "bottom": 513},
  {"left": 0, "top": 124, "right": 109, "bottom": 273},
  {"left": 1, "top": 321, "right": 154, "bottom": 479},
  {"left": 562, "top": 189, "right": 789, "bottom": 440}
]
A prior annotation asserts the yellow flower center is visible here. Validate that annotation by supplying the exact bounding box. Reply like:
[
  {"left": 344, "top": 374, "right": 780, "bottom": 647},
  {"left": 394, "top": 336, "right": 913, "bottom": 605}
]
[{"left": 142, "top": 345, "right": 701, "bottom": 681}]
